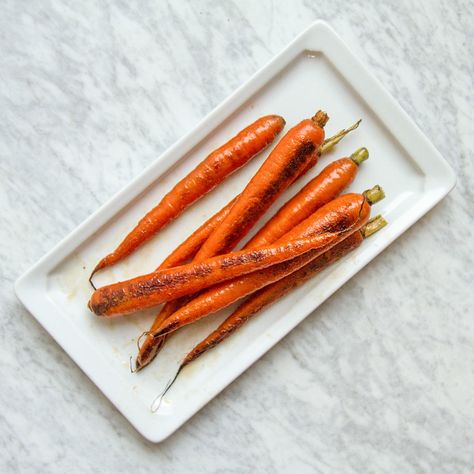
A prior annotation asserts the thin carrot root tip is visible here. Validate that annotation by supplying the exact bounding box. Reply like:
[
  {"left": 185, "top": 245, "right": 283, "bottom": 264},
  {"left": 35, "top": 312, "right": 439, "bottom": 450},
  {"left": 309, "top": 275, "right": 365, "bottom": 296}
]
[
  {"left": 362, "top": 215, "right": 388, "bottom": 238},
  {"left": 312, "top": 110, "right": 329, "bottom": 128},
  {"left": 319, "top": 119, "right": 361, "bottom": 155},
  {"left": 363, "top": 185, "right": 385, "bottom": 205},
  {"left": 150, "top": 366, "right": 183, "bottom": 413},
  {"left": 129, "top": 356, "right": 137, "bottom": 373},
  {"left": 88, "top": 273, "right": 97, "bottom": 290},
  {"left": 351, "top": 147, "right": 369, "bottom": 166}
]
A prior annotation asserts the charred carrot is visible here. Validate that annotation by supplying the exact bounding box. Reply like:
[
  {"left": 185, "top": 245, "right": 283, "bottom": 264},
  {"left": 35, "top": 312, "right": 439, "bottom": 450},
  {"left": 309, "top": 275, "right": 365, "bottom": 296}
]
[
  {"left": 136, "top": 146, "right": 367, "bottom": 370},
  {"left": 182, "top": 215, "right": 387, "bottom": 368},
  {"left": 90, "top": 115, "right": 286, "bottom": 279},
  {"left": 193, "top": 111, "right": 329, "bottom": 261},
  {"left": 88, "top": 228, "right": 355, "bottom": 317},
  {"left": 148, "top": 187, "right": 384, "bottom": 338},
  {"left": 245, "top": 147, "right": 368, "bottom": 248}
]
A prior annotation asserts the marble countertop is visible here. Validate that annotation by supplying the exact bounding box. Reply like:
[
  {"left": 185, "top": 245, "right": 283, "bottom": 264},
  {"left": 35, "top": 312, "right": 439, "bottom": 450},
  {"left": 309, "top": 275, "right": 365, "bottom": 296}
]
[{"left": 1, "top": 1, "right": 473, "bottom": 472}]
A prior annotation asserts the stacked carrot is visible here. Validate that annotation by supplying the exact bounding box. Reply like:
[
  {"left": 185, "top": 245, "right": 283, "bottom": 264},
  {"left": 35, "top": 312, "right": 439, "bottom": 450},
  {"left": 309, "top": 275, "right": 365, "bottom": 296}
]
[{"left": 88, "top": 110, "right": 386, "bottom": 394}]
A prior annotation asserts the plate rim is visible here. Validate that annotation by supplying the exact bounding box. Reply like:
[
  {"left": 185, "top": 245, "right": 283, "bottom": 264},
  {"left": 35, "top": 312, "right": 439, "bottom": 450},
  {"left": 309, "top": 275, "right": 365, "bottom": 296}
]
[{"left": 15, "top": 20, "right": 456, "bottom": 442}]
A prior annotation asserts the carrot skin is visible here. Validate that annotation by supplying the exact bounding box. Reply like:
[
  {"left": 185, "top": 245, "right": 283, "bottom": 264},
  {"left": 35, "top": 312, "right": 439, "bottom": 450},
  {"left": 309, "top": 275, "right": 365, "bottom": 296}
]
[
  {"left": 150, "top": 193, "right": 371, "bottom": 336},
  {"left": 89, "top": 229, "right": 352, "bottom": 318},
  {"left": 183, "top": 231, "right": 364, "bottom": 366},
  {"left": 92, "top": 115, "right": 285, "bottom": 275}
]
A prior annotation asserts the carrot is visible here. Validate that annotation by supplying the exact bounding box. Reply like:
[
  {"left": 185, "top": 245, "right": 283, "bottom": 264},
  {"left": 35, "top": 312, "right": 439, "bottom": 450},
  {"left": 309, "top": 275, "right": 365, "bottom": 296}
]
[
  {"left": 148, "top": 187, "right": 385, "bottom": 338},
  {"left": 90, "top": 114, "right": 286, "bottom": 280},
  {"left": 245, "top": 147, "right": 368, "bottom": 248},
  {"left": 136, "top": 146, "right": 368, "bottom": 370},
  {"left": 193, "top": 111, "right": 329, "bottom": 261},
  {"left": 88, "top": 229, "right": 354, "bottom": 318},
  {"left": 182, "top": 215, "right": 387, "bottom": 368}
]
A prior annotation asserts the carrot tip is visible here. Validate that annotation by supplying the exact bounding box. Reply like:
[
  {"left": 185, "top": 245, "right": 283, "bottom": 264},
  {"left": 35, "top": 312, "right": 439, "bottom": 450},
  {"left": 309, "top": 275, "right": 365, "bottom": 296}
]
[
  {"left": 88, "top": 272, "right": 97, "bottom": 290},
  {"left": 151, "top": 366, "right": 184, "bottom": 412}
]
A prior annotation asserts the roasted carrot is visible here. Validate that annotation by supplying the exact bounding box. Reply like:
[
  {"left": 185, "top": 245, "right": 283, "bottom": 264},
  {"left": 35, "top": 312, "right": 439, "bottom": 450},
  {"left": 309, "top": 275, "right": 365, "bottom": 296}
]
[
  {"left": 148, "top": 187, "right": 384, "bottom": 338},
  {"left": 245, "top": 147, "right": 368, "bottom": 248},
  {"left": 182, "top": 215, "right": 387, "bottom": 368},
  {"left": 88, "top": 229, "right": 355, "bottom": 317},
  {"left": 136, "top": 146, "right": 368, "bottom": 370},
  {"left": 193, "top": 111, "right": 329, "bottom": 261},
  {"left": 90, "top": 115, "right": 286, "bottom": 280}
]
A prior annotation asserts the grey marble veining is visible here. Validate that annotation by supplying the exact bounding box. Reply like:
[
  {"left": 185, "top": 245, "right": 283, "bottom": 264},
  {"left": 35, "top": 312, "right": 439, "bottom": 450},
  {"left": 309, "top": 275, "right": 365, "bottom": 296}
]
[{"left": 1, "top": 0, "right": 473, "bottom": 472}]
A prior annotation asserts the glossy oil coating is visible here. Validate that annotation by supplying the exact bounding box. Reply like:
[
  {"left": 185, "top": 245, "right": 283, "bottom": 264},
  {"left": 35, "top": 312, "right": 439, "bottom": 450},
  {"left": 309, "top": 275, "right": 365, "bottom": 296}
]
[{"left": 135, "top": 115, "right": 328, "bottom": 368}]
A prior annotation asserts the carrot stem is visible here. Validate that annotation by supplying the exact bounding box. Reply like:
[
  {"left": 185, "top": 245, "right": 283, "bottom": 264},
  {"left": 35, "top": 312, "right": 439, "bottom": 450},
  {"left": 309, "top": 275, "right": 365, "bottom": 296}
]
[
  {"left": 350, "top": 147, "right": 369, "bottom": 166},
  {"left": 363, "top": 185, "right": 385, "bottom": 205},
  {"left": 311, "top": 110, "right": 329, "bottom": 128},
  {"left": 319, "top": 119, "right": 361, "bottom": 155},
  {"left": 361, "top": 214, "right": 387, "bottom": 237}
]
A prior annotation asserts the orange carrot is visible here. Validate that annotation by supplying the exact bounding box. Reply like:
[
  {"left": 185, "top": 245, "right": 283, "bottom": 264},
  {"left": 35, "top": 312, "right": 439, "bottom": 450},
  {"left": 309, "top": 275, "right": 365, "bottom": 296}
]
[
  {"left": 136, "top": 146, "right": 368, "bottom": 370},
  {"left": 245, "top": 147, "right": 368, "bottom": 248},
  {"left": 148, "top": 188, "right": 384, "bottom": 338},
  {"left": 182, "top": 215, "right": 387, "bottom": 368},
  {"left": 193, "top": 111, "right": 329, "bottom": 261},
  {"left": 88, "top": 229, "right": 354, "bottom": 318},
  {"left": 90, "top": 115, "right": 286, "bottom": 280}
]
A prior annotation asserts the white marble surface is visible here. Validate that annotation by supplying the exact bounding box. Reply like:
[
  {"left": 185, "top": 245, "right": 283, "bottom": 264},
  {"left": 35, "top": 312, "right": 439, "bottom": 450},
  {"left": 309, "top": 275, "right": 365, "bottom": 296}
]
[{"left": 1, "top": 0, "right": 473, "bottom": 472}]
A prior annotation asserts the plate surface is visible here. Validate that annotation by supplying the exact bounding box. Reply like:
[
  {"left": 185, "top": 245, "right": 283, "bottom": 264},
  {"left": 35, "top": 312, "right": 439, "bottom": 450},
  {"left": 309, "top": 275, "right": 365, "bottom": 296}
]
[{"left": 15, "top": 21, "right": 455, "bottom": 442}]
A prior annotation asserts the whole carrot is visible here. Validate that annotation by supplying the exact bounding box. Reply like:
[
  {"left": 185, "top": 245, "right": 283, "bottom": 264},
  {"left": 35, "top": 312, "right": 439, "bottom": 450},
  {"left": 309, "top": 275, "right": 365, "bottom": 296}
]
[
  {"left": 136, "top": 146, "right": 368, "bottom": 370},
  {"left": 149, "top": 187, "right": 384, "bottom": 338},
  {"left": 90, "top": 115, "right": 286, "bottom": 280},
  {"left": 182, "top": 215, "right": 387, "bottom": 368},
  {"left": 193, "top": 111, "right": 329, "bottom": 261},
  {"left": 88, "top": 229, "right": 354, "bottom": 317}
]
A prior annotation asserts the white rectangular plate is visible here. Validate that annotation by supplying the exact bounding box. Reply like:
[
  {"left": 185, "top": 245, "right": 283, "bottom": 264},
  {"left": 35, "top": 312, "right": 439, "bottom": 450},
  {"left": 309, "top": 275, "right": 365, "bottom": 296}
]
[{"left": 15, "top": 21, "right": 455, "bottom": 442}]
